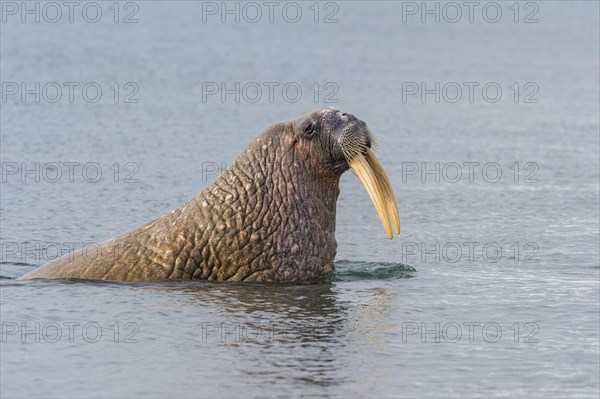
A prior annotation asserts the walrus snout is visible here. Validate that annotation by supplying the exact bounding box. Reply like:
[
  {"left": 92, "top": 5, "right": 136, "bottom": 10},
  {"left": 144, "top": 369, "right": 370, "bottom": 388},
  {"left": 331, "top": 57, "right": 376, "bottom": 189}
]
[
  {"left": 338, "top": 112, "right": 372, "bottom": 149},
  {"left": 338, "top": 119, "right": 374, "bottom": 162}
]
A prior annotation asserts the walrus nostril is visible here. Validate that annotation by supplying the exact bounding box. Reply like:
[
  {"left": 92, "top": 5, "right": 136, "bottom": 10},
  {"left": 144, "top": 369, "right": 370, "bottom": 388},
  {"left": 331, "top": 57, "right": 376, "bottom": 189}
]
[{"left": 345, "top": 113, "right": 359, "bottom": 122}]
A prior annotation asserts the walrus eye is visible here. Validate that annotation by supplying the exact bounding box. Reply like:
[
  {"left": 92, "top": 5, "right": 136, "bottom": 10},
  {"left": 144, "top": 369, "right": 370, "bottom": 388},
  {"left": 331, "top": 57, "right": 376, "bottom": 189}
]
[{"left": 301, "top": 120, "right": 315, "bottom": 137}]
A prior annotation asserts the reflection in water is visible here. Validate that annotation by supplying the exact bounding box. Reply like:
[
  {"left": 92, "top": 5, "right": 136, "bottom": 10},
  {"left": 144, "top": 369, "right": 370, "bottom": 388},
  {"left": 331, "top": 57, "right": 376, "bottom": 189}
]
[
  {"left": 151, "top": 283, "right": 352, "bottom": 390},
  {"left": 350, "top": 288, "right": 399, "bottom": 352},
  {"left": 2, "top": 269, "right": 406, "bottom": 395},
  {"left": 343, "top": 286, "right": 405, "bottom": 393},
  {"left": 330, "top": 260, "right": 415, "bottom": 281},
  {"left": 139, "top": 281, "right": 402, "bottom": 393}
]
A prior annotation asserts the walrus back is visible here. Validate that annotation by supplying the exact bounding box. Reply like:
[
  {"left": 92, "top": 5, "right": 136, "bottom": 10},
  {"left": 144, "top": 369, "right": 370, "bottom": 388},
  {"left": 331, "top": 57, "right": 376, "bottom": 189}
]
[{"left": 17, "top": 205, "right": 194, "bottom": 281}]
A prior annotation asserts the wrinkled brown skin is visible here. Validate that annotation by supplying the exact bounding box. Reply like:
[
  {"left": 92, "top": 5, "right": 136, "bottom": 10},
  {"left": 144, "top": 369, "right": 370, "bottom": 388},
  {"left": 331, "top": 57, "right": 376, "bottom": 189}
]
[{"left": 19, "top": 108, "right": 369, "bottom": 282}]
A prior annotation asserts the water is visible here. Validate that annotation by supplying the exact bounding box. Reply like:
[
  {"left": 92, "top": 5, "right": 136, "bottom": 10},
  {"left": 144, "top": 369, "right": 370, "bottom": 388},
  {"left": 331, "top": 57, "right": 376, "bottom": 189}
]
[{"left": 1, "top": 1, "right": 599, "bottom": 397}]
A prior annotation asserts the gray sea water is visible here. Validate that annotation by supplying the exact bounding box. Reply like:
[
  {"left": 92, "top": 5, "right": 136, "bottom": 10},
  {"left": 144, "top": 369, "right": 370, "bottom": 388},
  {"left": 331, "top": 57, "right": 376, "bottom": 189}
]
[{"left": 1, "top": 1, "right": 599, "bottom": 397}]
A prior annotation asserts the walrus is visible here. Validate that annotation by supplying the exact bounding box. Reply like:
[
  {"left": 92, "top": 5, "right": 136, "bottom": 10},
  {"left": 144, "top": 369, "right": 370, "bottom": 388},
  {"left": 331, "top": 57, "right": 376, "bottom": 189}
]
[{"left": 19, "top": 107, "right": 400, "bottom": 282}]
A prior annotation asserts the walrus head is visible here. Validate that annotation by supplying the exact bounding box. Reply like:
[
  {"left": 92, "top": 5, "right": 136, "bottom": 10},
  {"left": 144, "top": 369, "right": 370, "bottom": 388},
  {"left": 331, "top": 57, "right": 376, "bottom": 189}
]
[
  {"left": 18, "top": 107, "right": 400, "bottom": 283},
  {"left": 288, "top": 107, "right": 400, "bottom": 238}
]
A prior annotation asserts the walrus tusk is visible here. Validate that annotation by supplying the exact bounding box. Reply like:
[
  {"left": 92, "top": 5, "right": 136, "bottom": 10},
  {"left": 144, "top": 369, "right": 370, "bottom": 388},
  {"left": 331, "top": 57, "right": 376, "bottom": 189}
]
[{"left": 349, "top": 149, "right": 400, "bottom": 239}]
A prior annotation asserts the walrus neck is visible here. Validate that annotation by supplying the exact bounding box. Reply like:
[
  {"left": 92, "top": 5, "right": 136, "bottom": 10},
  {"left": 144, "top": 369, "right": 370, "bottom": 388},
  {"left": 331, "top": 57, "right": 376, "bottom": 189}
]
[{"left": 188, "top": 130, "right": 341, "bottom": 282}]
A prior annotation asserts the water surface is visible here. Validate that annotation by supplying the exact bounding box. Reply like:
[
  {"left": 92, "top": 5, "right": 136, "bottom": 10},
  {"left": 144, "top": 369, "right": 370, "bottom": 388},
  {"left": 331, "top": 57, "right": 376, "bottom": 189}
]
[{"left": 1, "top": 1, "right": 599, "bottom": 397}]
